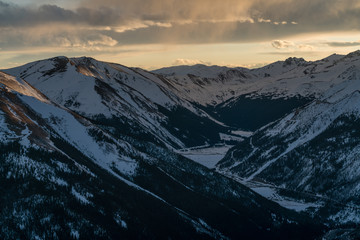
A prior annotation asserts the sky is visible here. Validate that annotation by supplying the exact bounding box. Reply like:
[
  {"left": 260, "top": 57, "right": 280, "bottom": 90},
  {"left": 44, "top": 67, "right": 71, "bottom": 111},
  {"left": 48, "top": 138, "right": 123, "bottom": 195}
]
[{"left": 1, "top": 0, "right": 360, "bottom": 69}]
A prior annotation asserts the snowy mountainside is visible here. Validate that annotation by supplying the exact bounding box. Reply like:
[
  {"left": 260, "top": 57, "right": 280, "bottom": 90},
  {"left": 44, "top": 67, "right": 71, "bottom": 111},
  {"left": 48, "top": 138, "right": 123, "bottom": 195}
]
[
  {"left": 4, "top": 57, "right": 229, "bottom": 148},
  {"left": 217, "top": 57, "right": 360, "bottom": 225},
  {"left": 152, "top": 53, "right": 359, "bottom": 131},
  {"left": 154, "top": 53, "right": 352, "bottom": 105},
  {"left": 0, "top": 70, "right": 324, "bottom": 239},
  {"left": 153, "top": 52, "right": 360, "bottom": 133},
  {"left": 0, "top": 70, "right": 141, "bottom": 177},
  {"left": 153, "top": 64, "right": 236, "bottom": 78},
  {"left": 153, "top": 64, "right": 256, "bottom": 106},
  {"left": 0, "top": 71, "right": 48, "bottom": 103},
  {"left": 247, "top": 53, "right": 354, "bottom": 99},
  {"left": 7, "top": 52, "right": 357, "bottom": 149}
]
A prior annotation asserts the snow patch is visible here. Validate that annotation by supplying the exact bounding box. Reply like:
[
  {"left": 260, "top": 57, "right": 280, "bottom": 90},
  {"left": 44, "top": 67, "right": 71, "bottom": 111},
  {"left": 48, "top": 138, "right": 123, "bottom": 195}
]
[
  {"left": 177, "top": 145, "right": 232, "bottom": 169},
  {"left": 330, "top": 208, "right": 360, "bottom": 224},
  {"left": 230, "top": 130, "right": 253, "bottom": 137},
  {"left": 114, "top": 213, "right": 128, "bottom": 229},
  {"left": 19, "top": 94, "right": 138, "bottom": 177},
  {"left": 219, "top": 133, "right": 244, "bottom": 142},
  {"left": 71, "top": 187, "right": 91, "bottom": 205},
  {"left": 70, "top": 229, "right": 80, "bottom": 240}
]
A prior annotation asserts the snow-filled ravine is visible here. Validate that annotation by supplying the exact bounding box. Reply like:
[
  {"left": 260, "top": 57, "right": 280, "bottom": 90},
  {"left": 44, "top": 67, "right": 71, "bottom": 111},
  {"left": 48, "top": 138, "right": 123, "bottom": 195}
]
[
  {"left": 243, "top": 181, "right": 323, "bottom": 212},
  {"left": 178, "top": 145, "right": 323, "bottom": 212},
  {"left": 218, "top": 171, "right": 324, "bottom": 212}
]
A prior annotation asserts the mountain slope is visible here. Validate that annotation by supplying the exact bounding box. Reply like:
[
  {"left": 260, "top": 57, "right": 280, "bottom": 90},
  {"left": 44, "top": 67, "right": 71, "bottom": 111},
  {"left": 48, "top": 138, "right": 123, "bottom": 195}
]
[
  {"left": 153, "top": 64, "right": 255, "bottom": 106},
  {"left": 4, "top": 57, "right": 229, "bottom": 149},
  {"left": 154, "top": 54, "right": 348, "bottom": 104},
  {"left": 217, "top": 51, "right": 360, "bottom": 225},
  {"left": 0, "top": 71, "right": 324, "bottom": 239},
  {"left": 154, "top": 54, "right": 354, "bottom": 131}
]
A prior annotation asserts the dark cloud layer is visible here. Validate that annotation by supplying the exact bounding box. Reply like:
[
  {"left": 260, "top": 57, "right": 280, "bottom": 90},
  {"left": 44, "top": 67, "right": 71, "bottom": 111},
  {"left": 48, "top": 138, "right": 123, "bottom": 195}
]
[
  {"left": 326, "top": 41, "right": 360, "bottom": 47},
  {"left": 0, "top": 2, "right": 126, "bottom": 27},
  {"left": 1, "top": 0, "right": 360, "bottom": 48},
  {"left": 251, "top": 0, "right": 360, "bottom": 31}
]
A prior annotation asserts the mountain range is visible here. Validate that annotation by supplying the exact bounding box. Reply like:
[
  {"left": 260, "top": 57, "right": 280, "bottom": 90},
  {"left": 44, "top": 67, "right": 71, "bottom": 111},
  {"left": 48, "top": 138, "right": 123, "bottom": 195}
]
[{"left": 2, "top": 50, "right": 360, "bottom": 239}]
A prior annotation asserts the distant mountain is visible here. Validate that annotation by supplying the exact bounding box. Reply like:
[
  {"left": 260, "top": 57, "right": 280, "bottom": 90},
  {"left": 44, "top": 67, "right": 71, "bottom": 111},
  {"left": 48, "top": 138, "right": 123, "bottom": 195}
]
[
  {"left": 153, "top": 53, "right": 348, "bottom": 103},
  {"left": 153, "top": 53, "right": 351, "bottom": 131}
]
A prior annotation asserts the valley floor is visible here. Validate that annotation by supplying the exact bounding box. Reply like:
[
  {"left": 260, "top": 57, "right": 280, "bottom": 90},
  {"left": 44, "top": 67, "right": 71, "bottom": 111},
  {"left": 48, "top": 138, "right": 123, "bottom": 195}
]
[
  {"left": 228, "top": 175, "right": 323, "bottom": 213},
  {"left": 179, "top": 145, "right": 323, "bottom": 213}
]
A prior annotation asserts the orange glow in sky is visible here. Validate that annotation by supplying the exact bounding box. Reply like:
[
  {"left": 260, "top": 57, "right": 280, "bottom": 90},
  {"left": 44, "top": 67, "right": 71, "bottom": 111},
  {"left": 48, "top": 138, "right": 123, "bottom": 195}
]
[{"left": 1, "top": 0, "right": 360, "bottom": 69}]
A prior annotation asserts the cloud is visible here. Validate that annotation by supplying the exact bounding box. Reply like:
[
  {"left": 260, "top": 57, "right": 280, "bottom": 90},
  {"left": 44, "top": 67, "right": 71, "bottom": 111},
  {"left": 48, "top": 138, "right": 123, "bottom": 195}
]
[
  {"left": 298, "top": 44, "right": 314, "bottom": 51},
  {"left": 271, "top": 40, "right": 315, "bottom": 52},
  {"left": 0, "top": 2, "right": 126, "bottom": 27},
  {"left": 81, "top": 0, "right": 253, "bottom": 22},
  {"left": 83, "top": 35, "right": 118, "bottom": 47},
  {"left": 0, "top": 24, "right": 118, "bottom": 51},
  {"left": 240, "top": 62, "right": 269, "bottom": 69},
  {"left": 258, "top": 18, "right": 271, "bottom": 23},
  {"left": 263, "top": 51, "right": 318, "bottom": 57},
  {"left": 0, "top": 0, "right": 255, "bottom": 28},
  {"left": 172, "top": 59, "right": 211, "bottom": 66},
  {"left": 250, "top": 0, "right": 360, "bottom": 32},
  {"left": 1, "top": 0, "right": 360, "bottom": 53},
  {"left": 326, "top": 41, "right": 360, "bottom": 47},
  {"left": 112, "top": 21, "right": 172, "bottom": 33},
  {"left": 271, "top": 40, "right": 295, "bottom": 49}
]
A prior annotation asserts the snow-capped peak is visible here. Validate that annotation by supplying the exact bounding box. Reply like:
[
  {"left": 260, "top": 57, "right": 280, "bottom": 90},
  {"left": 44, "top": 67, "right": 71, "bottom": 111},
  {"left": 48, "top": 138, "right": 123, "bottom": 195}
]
[{"left": 282, "top": 57, "right": 306, "bottom": 67}]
